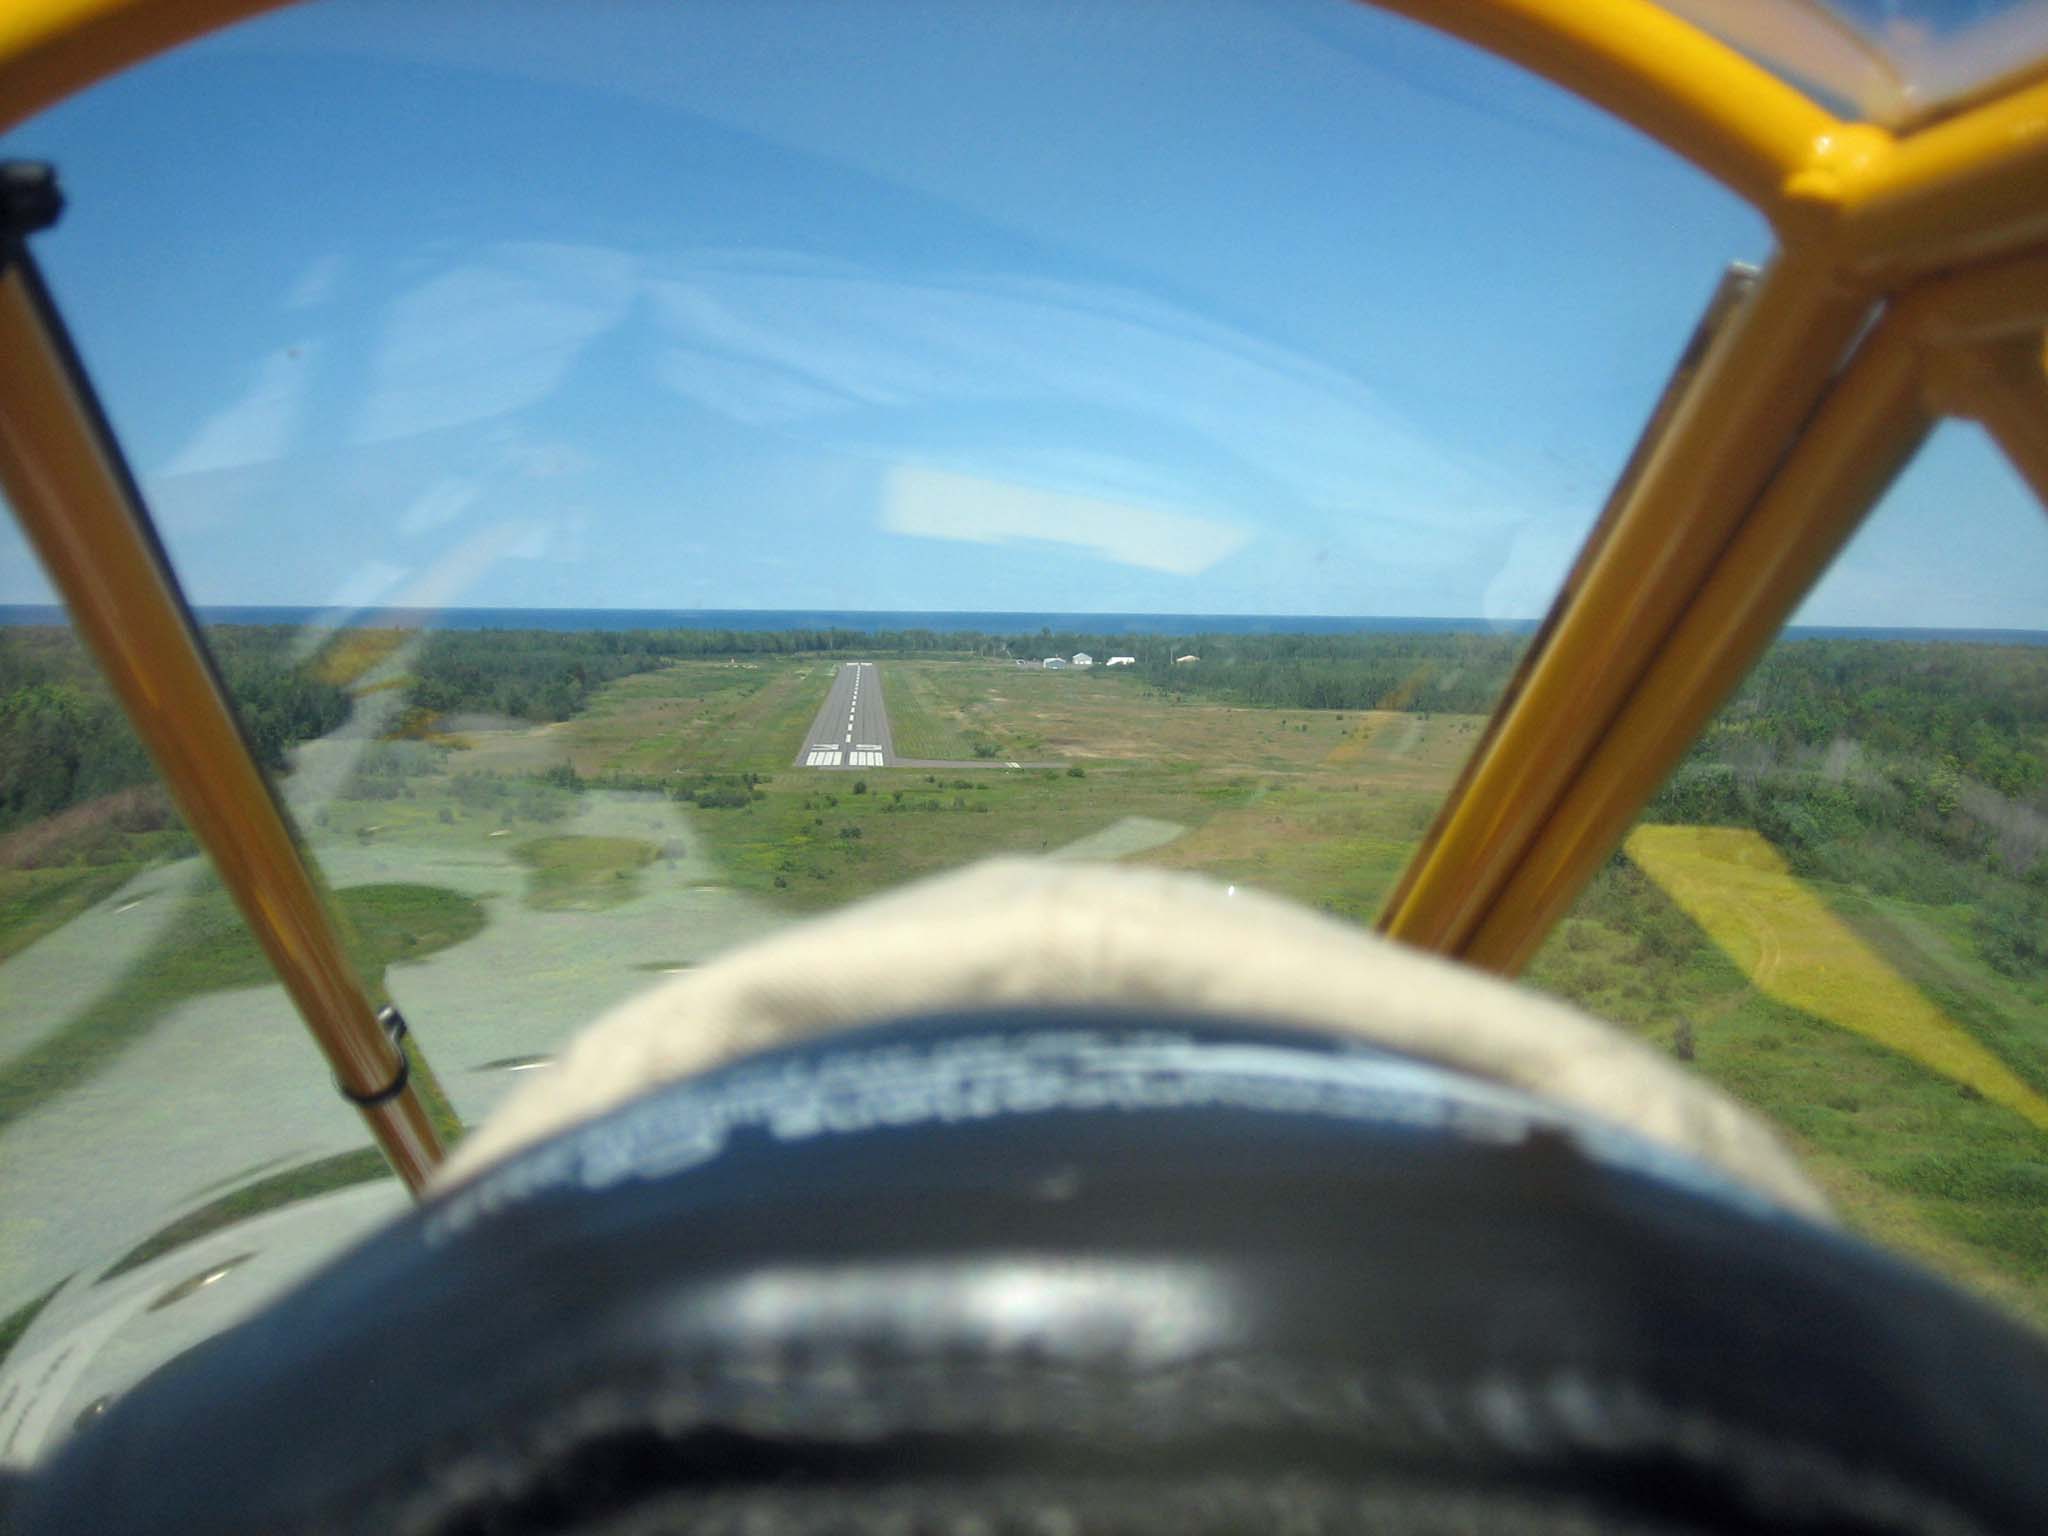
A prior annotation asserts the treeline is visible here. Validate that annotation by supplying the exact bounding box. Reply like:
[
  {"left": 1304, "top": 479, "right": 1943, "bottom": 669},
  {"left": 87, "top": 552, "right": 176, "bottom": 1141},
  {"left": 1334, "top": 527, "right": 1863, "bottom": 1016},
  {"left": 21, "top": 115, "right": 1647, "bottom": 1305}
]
[
  {"left": 0, "top": 626, "right": 348, "bottom": 837},
  {"left": 405, "top": 627, "right": 1017, "bottom": 723},
  {"left": 408, "top": 633, "right": 676, "bottom": 723},
  {"left": 1123, "top": 632, "right": 1528, "bottom": 715},
  {"left": 1651, "top": 641, "right": 2047, "bottom": 841},
  {"left": 401, "top": 626, "right": 1533, "bottom": 723},
  {"left": 208, "top": 628, "right": 354, "bottom": 771},
  {"left": 1699, "top": 640, "right": 2046, "bottom": 796}
]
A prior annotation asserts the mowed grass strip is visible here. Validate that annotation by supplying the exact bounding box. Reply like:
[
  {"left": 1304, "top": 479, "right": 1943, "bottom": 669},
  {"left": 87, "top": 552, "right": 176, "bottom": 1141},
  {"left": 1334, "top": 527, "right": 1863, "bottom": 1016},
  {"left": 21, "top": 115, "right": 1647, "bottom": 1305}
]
[
  {"left": 0, "top": 880, "right": 486, "bottom": 1131},
  {"left": 881, "top": 664, "right": 987, "bottom": 760},
  {"left": 1628, "top": 824, "right": 2048, "bottom": 1134},
  {"left": 903, "top": 661, "right": 1487, "bottom": 782},
  {"left": 514, "top": 835, "right": 659, "bottom": 910}
]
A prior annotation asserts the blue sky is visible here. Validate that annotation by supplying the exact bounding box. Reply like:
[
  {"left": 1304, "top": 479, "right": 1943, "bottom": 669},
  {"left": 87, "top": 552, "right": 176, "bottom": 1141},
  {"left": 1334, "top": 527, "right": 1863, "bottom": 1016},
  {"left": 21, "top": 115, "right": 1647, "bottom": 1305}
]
[{"left": 0, "top": 0, "right": 2041, "bottom": 627}]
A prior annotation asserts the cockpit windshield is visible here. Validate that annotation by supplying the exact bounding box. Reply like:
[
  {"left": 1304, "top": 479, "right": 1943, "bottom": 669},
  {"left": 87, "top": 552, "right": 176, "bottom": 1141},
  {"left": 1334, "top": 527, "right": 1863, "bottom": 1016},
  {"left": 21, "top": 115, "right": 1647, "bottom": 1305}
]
[{"left": 2, "top": 0, "right": 2045, "bottom": 1465}]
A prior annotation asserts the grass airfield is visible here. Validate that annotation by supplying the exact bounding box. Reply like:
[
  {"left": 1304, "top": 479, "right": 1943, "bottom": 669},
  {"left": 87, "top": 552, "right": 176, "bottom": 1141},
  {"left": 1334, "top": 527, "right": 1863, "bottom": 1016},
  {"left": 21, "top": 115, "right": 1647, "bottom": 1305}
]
[{"left": 2, "top": 650, "right": 2045, "bottom": 1338}]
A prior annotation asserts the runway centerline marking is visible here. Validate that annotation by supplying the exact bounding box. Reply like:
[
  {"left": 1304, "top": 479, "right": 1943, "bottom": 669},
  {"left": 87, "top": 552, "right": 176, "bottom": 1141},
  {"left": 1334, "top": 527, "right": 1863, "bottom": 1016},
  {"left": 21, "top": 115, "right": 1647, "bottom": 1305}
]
[{"left": 802, "top": 662, "right": 888, "bottom": 770}]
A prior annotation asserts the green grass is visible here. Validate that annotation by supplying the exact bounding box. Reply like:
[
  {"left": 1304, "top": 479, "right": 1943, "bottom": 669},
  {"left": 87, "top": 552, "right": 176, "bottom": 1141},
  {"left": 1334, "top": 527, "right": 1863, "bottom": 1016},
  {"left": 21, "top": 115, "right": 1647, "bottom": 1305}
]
[
  {"left": 0, "top": 1275, "right": 71, "bottom": 1371},
  {"left": 1627, "top": 825, "right": 2048, "bottom": 1134},
  {"left": 0, "top": 863, "right": 146, "bottom": 963},
  {"left": 0, "top": 879, "right": 487, "bottom": 1132},
  {"left": 692, "top": 766, "right": 1205, "bottom": 908},
  {"left": 311, "top": 779, "right": 577, "bottom": 850},
  {"left": 98, "top": 1148, "right": 392, "bottom": 1282},
  {"left": 1142, "top": 776, "right": 1439, "bottom": 924},
  {"left": 513, "top": 834, "right": 659, "bottom": 910},
  {"left": 1711, "top": 991, "right": 2048, "bottom": 1331},
  {"left": 461, "top": 659, "right": 834, "bottom": 778},
  {"left": 1529, "top": 851, "right": 2048, "bottom": 1332},
  {"left": 881, "top": 665, "right": 992, "bottom": 760},
  {"left": 1828, "top": 890, "right": 2048, "bottom": 1103},
  {"left": 518, "top": 657, "right": 1484, "bottom": 926}
]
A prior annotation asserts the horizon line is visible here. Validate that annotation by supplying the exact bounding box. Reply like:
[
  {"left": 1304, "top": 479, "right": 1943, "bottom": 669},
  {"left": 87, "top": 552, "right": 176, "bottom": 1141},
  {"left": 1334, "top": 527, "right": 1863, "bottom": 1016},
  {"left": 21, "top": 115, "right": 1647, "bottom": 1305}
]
[{"left": 2, "top": 601, "right": 2044, "bottom": 640}]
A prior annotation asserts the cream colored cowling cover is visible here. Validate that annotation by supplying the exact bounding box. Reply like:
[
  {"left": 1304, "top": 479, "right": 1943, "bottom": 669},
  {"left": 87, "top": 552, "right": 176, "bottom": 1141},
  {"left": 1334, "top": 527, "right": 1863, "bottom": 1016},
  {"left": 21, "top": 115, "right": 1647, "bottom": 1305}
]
[{"left": 437, "top": 858, "right": 1828, "bottom": 1220}]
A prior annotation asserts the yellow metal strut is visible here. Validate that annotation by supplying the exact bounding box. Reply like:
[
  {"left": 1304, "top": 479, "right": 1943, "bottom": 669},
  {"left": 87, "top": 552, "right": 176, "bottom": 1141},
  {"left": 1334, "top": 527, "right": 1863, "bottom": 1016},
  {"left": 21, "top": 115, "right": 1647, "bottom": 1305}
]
[{"left": 0, "top": 163, "right": 444, "bottom": 1193}]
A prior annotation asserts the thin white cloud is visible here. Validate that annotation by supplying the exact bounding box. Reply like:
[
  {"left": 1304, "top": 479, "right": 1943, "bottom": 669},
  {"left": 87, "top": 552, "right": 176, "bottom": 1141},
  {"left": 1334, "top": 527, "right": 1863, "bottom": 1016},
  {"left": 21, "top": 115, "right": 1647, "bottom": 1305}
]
[
  {"left": 354, "top": 243, "right": 637, "bottom": 444},
  {"left": 882, "top": 464, "right": 1247, "bottom": 577},
  {"left": 157, "top": 342, "right": 319, "bottom": 476},
  {"left": 654, "top": 346, "right": 859, "bottom": 425},
  {"left": 397, "top": 477, "right": 480, "bottom": 538},
  {"left": 498, "top": 438, "right": 591, "bottom": 479},
  {"left": 284, "top": 254, "right": 346, "bottom": 310},
  {"left": 641, "top": 255, "right": 1519, "bottom": 554}
]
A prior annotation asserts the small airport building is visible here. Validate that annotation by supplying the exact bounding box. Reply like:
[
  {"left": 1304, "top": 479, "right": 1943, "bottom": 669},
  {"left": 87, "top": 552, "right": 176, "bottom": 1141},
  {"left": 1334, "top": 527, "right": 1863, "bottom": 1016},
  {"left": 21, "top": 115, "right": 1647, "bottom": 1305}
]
[
  {"left": 1072, "top": 652, "right": 1095, "bottom": 667},
  {"left": 1043, "top": 656, "right": 1067, "bottom": 669}
]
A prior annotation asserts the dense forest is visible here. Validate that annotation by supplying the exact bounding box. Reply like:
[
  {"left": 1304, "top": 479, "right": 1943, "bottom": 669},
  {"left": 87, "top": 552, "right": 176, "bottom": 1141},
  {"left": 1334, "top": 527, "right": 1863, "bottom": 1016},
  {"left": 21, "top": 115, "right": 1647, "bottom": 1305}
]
[
  {"left": 1651, "top": 642, "right": 2047, "bottom": 851},
  {"left": 1647, "top": 640, "right": 2048, "bottom": 974},
  {"left": 0, "top": 626, "right": 347, "bottom": 839}
]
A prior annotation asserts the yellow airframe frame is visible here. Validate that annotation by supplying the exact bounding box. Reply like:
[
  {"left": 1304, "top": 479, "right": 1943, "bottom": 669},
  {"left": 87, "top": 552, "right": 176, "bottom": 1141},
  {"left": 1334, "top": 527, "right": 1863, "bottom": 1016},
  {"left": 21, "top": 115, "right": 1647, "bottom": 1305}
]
[{"left": 0, "top": 0, "right": 2044, "bottom": 1191}]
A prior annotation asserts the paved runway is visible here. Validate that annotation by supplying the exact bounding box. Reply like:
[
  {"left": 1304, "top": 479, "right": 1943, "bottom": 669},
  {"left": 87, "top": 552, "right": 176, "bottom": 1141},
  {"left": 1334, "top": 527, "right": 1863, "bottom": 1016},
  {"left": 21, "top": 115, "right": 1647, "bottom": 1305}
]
[{"left": 794, "top": 661, "right": 895, "bottom": 769}]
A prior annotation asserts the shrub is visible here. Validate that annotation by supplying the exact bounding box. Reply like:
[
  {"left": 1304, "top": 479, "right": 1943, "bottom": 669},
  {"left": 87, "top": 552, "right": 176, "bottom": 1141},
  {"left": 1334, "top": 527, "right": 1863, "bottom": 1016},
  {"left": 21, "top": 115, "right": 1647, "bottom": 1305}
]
[
  {"left": 1974, "top": 888, "right": 2047, "bottom": 979},
  {"left": 453, "top": 772, "right": 507, "bottom": 808},
  {"left": 671, "top": 773, "right": 760, "bottom": 810}
]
